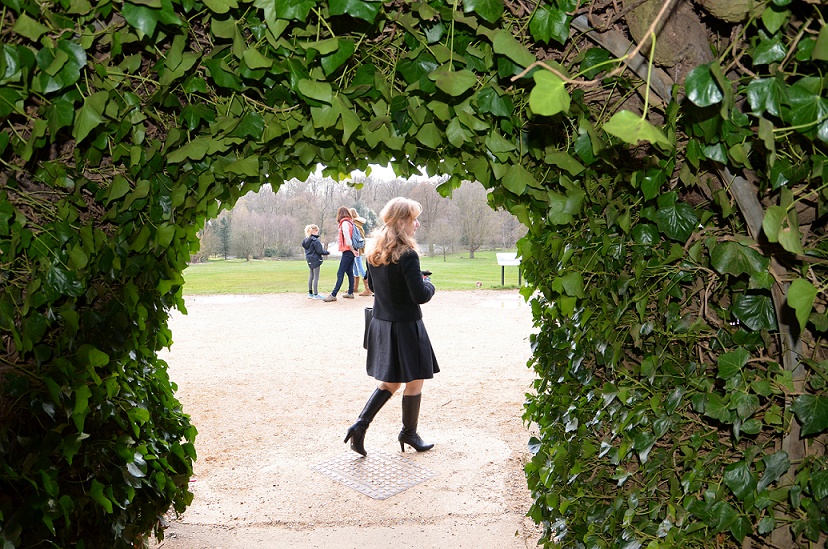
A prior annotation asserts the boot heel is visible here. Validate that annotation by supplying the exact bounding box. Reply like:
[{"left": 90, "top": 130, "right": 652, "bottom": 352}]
[{"left": 399, "top": 441, "right": 405, "bottom": 452}]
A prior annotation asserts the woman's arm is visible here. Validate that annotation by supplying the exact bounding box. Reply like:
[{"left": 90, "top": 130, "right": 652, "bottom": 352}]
[{"left": 400, "top": 251, "right": 434, "bottom": 304}]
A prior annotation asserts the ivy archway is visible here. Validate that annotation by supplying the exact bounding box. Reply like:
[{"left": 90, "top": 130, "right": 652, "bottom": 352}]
[{"left": 2, "top": 0, "right": 827, "bottom": 547}]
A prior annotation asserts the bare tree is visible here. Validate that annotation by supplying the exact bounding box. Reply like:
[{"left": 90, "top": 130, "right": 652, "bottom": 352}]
[
  {"left": 409, "top": 178, "right": 447, "bottom": 256},
  {"left": 429, "top": 201, "right": 461, "bottom": 260},
  {"left": 449, "top": 182, "right": 497, "bottom": 259},
  {"left": 493, "top": 208, "right": 525, "bottom": 249},
  {"left": 218, "top": 168, "right": 519, "bottom": 262}
]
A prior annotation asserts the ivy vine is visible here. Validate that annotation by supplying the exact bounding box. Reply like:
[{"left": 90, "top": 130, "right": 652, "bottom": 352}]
[{"left": 1, "top": 0, "right": 826, "bottom": 547}]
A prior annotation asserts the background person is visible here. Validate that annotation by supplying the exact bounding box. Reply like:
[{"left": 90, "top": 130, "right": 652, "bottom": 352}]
[
  {"left": 343, "top": 197, "right": 438, "bottom": 456},
  {"left": 348, "top": 208, "right": 371, "bottom": 296},
  {"left": 322, "top": 207, "right": 357, "bottom": 302},
  {"left": 302, "top": 224, "right": 329, "bottom": 299}
]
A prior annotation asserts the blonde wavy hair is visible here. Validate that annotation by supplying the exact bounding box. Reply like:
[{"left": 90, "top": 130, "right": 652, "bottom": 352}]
[
  {"left": 304, "top": 224, "right": 319, "bottom": 237},
  {"left": 366, "top": 197, "right": 422, "bottom": 266}
]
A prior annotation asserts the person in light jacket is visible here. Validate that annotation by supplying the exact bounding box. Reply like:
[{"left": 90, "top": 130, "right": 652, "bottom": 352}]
[
  {"left": 343, "top": 197, "right": 439, "bottom": 456},
  {"left": 322, "top": 207, "right": 357, "bottom": 302},
  {"left": 302, "top": 224, "right": 329, "bottom": 299}
]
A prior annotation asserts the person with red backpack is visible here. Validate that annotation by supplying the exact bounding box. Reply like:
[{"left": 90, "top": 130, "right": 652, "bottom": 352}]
[
  {"left": 322, "top": 207, "right": 358, "bottom": 302},
  {"left": 348, "top": 208, "right": 372, "bottom": 296}
]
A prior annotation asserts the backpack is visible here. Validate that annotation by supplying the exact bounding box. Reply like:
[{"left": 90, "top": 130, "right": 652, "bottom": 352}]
[{"left": 351, "top": 221, "right": 365, "bottom": 250}]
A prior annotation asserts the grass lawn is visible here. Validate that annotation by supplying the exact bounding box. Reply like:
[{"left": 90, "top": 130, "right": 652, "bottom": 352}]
[{"left": 181, "top": 251, "right": 523, "bottom": 294}]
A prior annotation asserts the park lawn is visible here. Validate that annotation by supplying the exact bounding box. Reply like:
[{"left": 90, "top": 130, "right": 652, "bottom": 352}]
[{"left": 181, "top": 251, "right": 522, "bottom": 294}]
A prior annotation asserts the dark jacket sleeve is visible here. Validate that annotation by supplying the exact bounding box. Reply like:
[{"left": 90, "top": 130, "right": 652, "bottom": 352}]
[
  {"left": 399, "top": 251, "right": 434, "bottom": 305},
  {"left": 314, "top": 239, "right": 329, "bottom": 256}
]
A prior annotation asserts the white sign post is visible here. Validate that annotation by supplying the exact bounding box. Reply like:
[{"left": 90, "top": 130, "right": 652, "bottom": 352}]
[{"left": 496, "top": 253, "right": 521, "bottom": 286}]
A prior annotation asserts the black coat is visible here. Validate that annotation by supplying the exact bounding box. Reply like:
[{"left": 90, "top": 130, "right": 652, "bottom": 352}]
[
  {"left": 365, "top": 248, "right": 439, "bottom": 382},
  {"left": 366, "top": 249, "right": 434, "bottom": 322},
  {"left": 302, "top": 234, "right": 329, "bottom": 269}
]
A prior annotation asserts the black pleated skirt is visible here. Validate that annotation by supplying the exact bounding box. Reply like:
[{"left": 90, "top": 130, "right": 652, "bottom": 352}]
[{"left": 365, "top": 318, "right": 440, "bottom": 382}]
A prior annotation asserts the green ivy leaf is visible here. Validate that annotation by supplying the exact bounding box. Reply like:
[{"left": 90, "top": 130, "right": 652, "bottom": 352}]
[
  {"left": 717, "top": 348, "right": 749, "bottom": 380},
  {"left": 35, "top": 41, "right": 86, "bottom": 94},
  {"left": 328, "top": 0, "right": 382, "bottom": 23},
  {"left": 653, "top": 193, "right": 698, "bottom": 242},
  {"left": 492, "top": 30, "right": 536, "bottom": 67},
  {"left": 297, "top": 79, "right": 332, "bottom": 103},
  {"left": 12, "top": 12, "right": 49, "bottom": 42},
  {"left": 702, "top": 143, "right": 727, "bottom": 164},
  {"left": 763, "top": 3, "right": 790, "bottom": 31},
  {"left": 551, "top": 272, "right": 584, "bottom": 298},
  {"left": 321, "top": 39, "right": 355, "bottom": 76},
  {"left": 732, "top": 293, "right": 777, "bottom": 331},
  {"left": 544, "top": 151, "right": 583, "bottom": 175},
  {"left": 640, "top": 168, "right": 666, "bottom": 201},
  {"left": 446, "top": 118, "right": 471, "bottom": 147},
  {"left": 529, "top": 5, "right": 569, "bottom": 45},
  {"left": 761, "top": 205, "right": 785, "bottom": 243},
  {"left": 580, "top": 48, "right": 612, "bottom": 79},
  {"left": 811, "top": 470, "right": 828, "bottom": 499},
  {"left": 203, "top": 0, "right": 237, "bottom": 13},
  {"left": 758, "top": 516, "right": 776, "bottom": 535},
  {"left": 777, "top": 225, "right": 804, "bottom": 255},
  {"left": 502, "top": 164, "right": 535, "bottom": 195},
  {"left": 753, "top": 35, "right": 786, "bottom": 65},
  {"left": 122, "top": 1, "right": 161, "bottom": 37},
  {"left": 462, "top": 0, "right": 504, "bottom": 24},
  {"left": 602, "top": 110, "right": 672, "bottom": 149},
  {"left": 530, "top": 71, "right": 570, "bottom": 116},
  {"left": 242, "top": 48, "right": 272, "bottom": 70},
  {"left": 747, "top": 78, "right": 786, "bottom": 117},
  {"left": 203, "top": 58, "right": 242, "bottom": 90},
  {"left": 813, "top": 25, "right": 828, "bottom": 61},
  {"left": 477, "top": 87, "right": 512, "bottom": 117},
  {"left": 632, "top": 223, "right": 659, "bottom": 246},
  {"left": 731, "top": 392, "right": 760, "bottom": 420},
  {"left": 546, "top": 189, "right": 586, "bottom": 225},
  {"left": 710, "top": 241, "right": 769, "bottom": 277},
  {"left": 416, "top": 123, "right": 442, "bottom": 149},
  {"left": 723, "top": 461, "right": 756, "bottom": 500},
  {"left": 787, "top": 78, "right": 828, "bottom": 130},
  {"left": 685, "top": 64, "right": 723, "bottom": 107},
  {"left": 704, "top": 393, "right": 730, "bottom": 422},
  {"left": 265, "top": 0, "right": 314, "bottom": 20},
  {"left": 72, "top": 384, "right": 92, "bottom": 431},
  {"left": 742, "top": 418, "right": 763, "bottom": 434},
  {"left": 339, "top": 103, "right": 361, "bottom": 145},
  {"left": 430, "top": 69, "right": 477, "bottom": 97},
  {"left": 788, "top": 278, "right": 817, "bottom": 332},
  {"left": 224, "top": 155, "right": 259, "bottom": 177},
  {"left": 757, "top": 451, "right": 790, "bottom": 492},
  {"left": 45, "top": 264, "right": 85, "bottom": 299},
  {"left": 89, "top": 479, "right": 113, "bottom": 513},
  {"left": 167, "top": 137, "right": 213, "bottom": 162}
]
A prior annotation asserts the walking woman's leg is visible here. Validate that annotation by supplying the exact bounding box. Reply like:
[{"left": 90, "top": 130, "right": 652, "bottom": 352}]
[
  {"left": 332, "top": 256, "right": 347, "bottom": 295},
  {"left": 398, "top": 380, "right": 433, "bottom": 452},
  {"left": 343, "top": 253, "right": 356, "bottom": 294},
  {"left": 344, "top": 387, "right": 393, "bottom": 456},
  {"left": 323, "top": 256, "right": 347, "bottom": 301}
]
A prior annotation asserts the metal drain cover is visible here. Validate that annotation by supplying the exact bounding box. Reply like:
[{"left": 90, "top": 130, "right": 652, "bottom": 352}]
[{"left": 311, "top": 450, "right": 437, "bottom": 499}]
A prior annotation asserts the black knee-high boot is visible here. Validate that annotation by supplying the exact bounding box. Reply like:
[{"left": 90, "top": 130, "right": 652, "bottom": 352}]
[
  {"left": 398, "top": 393, "right": 433, "bottom": 452},
  {"left": 344, "top": 388, "right": 393, "bottom": 456}
]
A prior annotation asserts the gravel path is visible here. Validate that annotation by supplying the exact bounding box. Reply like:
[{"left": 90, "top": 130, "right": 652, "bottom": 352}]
[{"left": 153, "top": 290, "right": 541, "bottom": 548}]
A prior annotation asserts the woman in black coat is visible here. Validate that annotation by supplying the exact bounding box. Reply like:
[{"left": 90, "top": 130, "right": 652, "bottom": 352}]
[{"left": 344, "top": 197, "right": 439, "bottom": 456}]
